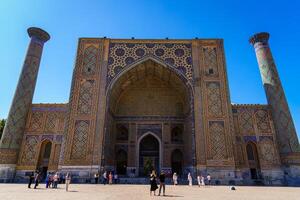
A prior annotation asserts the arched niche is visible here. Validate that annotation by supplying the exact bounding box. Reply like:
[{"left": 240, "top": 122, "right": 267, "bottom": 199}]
[{"left": 246, "top": 142, "right": 261, "bottom": 179}]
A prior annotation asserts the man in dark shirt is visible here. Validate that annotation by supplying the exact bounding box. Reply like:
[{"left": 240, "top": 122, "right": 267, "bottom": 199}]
[
  {"left": 28, "top": 172, "right": 34, "bottom": 188},
  {"left": 158, "top": 172, "right": 166, "bottom": 196}
]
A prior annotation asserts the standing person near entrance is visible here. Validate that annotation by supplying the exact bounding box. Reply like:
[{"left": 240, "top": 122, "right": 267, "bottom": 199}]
[
  {"left": 28, "top": 172, "right": 34, "bottom": 188},
  {"left": 94, "top": 172, "right": 99, "bottom": 184},
  {"left": 65, "top": 173, "right": 71, "bottom": 192},
  {"left": 172, "top": 172, "right": 178, "bottom": 185},
  {"left": 45, "top": 173, "right": 50, "bottom": 188},
  {"left": 53, "top": 173, "right": 59, "bottom": 188},
  {"left": 197, "top": 175, "right": 201, "bottom": 187},
  {"left": 102, "top": 171, "right": 107, "bottom": 185},
  {"left": 108, "top": 172, "right": 113, "bottom": 184},
  {"left": 207, "top": 174, "right": 211, "bottom": 185},
  {"left": 188, "top": 172, "right": 192, "bottom": 186},
  {"left": 150, "top": 170, "right": 158, "bottom": 196},
  {"left": 158, "top": 171, "right": 166, "bottom": 196},
  {"left": 114, "top": 173, "right": 118, "bottom": 184},
  {"left": 201, "top": 175, "right": 205, "bottom": 186},
  {"left": 34, "top": 171, "right": 40, "bottom": 189}
]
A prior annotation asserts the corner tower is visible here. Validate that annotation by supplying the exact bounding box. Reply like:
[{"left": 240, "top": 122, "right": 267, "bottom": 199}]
[
  {"left": 0, "top": 27, "right": 50, "bottom": 182},
  {"left": 249, "top": 32, "right": 300, "bottom": 159}
]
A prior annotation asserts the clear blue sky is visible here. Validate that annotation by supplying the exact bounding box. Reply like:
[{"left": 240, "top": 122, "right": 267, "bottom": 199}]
[{"left": 0, "top": 0, "right": 299, "bottom": 139}]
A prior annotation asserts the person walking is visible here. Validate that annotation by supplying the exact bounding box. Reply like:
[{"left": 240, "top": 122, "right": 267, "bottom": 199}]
[
  {"left": 114, "top": 173, "right": 118, "bottom": 184},
  {"left": 108, "top": 172, "right": 113, "bottom": 184},
  {"left": 150, "top": 170, "right": 158, "bottom": 196},
  {"left": 45, "top": 173, "right": 50, "bottom": 188},
  {"left": 158, "top": 171, "right": 166, "bottom": 196},
  {"left": 34, "top": 171, "right": 40, "bottom": 189},
  {"left": 172, "top": 172, "right": 178, "bottom": 186},
  {"left": 28, "top": 172, "right": 34, "bottom": 188},
  {"left": 102, "top": 171, "right": 107, "bottom": 185},
  {"left": 207, "top": 174, "right": 211, "bottom": 186},
  {"left": 53, "top": 173, "right": 59, "bottom": 188},
  {"left": 94, "top": 172, "right": 99, "bottom": 184},
  {"left": 65, "top": 173, "right": 71, "bottom": 192},
  {"left": 49, "top": 173, "right": 53, "bottom": 188},
  {"left": 201, "top": 175, "right": 205, "bottom": 186},
  {"left": 188, "top": 172, "right": 192, "bottom": 186},
  {"left": 197, "top": 175, "right": 201, "bottom": 187}
]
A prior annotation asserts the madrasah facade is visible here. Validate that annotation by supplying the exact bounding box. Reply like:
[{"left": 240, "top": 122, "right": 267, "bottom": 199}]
[{"left": 0, "top": 27, "right": 299, "bottom": 185}]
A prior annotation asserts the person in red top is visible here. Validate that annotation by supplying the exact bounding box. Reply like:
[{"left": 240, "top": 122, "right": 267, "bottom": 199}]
[{"left": 108, "top": 172, "right": 113, "bottom": 184}]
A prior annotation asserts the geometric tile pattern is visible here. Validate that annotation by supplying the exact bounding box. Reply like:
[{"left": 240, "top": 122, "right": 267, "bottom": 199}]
[
  {"left": 107, "top": 42, "right": 193, "bottom": 85},
  {"left": 206, "top": 82, "right": 223, "bottom": 117},
  {"left": 209, "top": 121, "right": 227, "bottom": 160},
  {"left": 82, "top": 46, "right": 97, "bottom": 76},
  {"left": 52, "top": 144, "right": 61, "bottom": 165},
  {"left": 0, "top": 149, "right": 18, "bottom": 164},
  {"left": 203, "top": 47, "right": 218, "bottom": 76},
  {"left": 238, "top": 108, "right": 254, "bottom": 135},
  {"left": 13, "top": 104, "right": 66, "bottom": 170},
  {"left": 255, "top": 109, "right": 271, "bottom": 133},
  {"left": 77, "top": 80, "right": 95, "bottom": 114},
  {"left": 71, "top": 120, "right": 89, "bottom": 159},
  {"left": 255, "top": 42, "right": 300, "bottom": 153},
  {"left": 29, "top": 112, "right": 44, "bottom": 131},
  {"left": 20, "top": 136, "right": 38, "bottom": 166},
  {"left": 45, "top": 112, "right": 58, "bottom": 132},
  {"left": 260, "top": 141, "right": 278, "bottom": 164},
  {"left": 0, "top": 40, "right": 44, "bottom": 150}
]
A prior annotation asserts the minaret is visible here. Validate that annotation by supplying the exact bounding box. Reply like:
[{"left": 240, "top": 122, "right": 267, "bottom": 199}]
[
  {"left": 249, "top": 32, "right": 300, "bottom": 157},
  {"left": 0, "top": 27, "right": 50, "bottom": 172}
]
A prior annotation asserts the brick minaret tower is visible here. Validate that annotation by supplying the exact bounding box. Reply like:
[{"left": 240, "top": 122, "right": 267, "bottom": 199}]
[
  {"left": 249, "top": 32, "right": 300, "bottom": 160},
  {"left": 0, "top": 27, "right": 50, "bottom": 181}
]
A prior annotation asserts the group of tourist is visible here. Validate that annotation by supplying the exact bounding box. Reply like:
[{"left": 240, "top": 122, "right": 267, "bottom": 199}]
[
  {"left": 149, "top": 171, "right": 212, "bottom": 196},
  {"left": 150, "top": 170, "right": 166, "bottom": 196},
  {"left": 45, "top": 172, "right": 61, "bottom": 188},
  {"left": 28, "top": 169, "right": 212, "bottom": 194},
  {"left": 187, "top": 172, "right": 211, "bottom": 186},
  {"left": 28, "top": 171, "right": 71, "bottom": 191},
  {"left": 101, "top": 171, "right": 118, "bottom": 184}
]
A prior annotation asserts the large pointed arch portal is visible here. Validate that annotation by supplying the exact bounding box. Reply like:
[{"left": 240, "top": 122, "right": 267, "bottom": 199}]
[{"left": 102, "top": 57, "right": 195, "bottom": 176}]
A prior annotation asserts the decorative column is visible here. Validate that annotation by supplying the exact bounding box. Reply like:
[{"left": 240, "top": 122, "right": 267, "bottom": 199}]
[
  {"left": 249, "top": 32, "right": 300, "bottom": 156},
  {"left": 0, "top": 27, "right": 50, "bottom": 180}
]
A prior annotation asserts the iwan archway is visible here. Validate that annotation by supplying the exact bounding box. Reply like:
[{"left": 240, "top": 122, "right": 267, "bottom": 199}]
[
  {"left": 103, "top": 57, "right": 195, "bottom": 177},
  {"left": 137, "top": 132, "right": 161, "bottom": 176}
]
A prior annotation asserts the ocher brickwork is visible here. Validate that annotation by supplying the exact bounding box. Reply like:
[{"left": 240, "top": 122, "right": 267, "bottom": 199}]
[
  {"left": 61, "top": 39, "right": 105, "bottom": 166},
  {"left": 2, "top": 32, "right": 299, "bottom": 184},
  {"left": 232, "top": 104, "right": 280, "bottom": 169},
  {"left": 0, "top": 28, "right": 50, "bottom": 168},
  {"left": 16, "top": 104, "right": 66, "bottom": 171},
  {"left": 116, "top": 76, "right": 186, "bottom": 116},
  {"left": 250, "top": 33, "right": 300, "bottom": 156},
  {"left": 193, "top": 40, "right": 235, "bottom": 168}
]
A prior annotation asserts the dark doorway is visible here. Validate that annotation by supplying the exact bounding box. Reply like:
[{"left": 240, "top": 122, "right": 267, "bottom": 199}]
[
  {"left": 171, "top": 149, "right": 183, "bottom": 175},
  {"left": 116, "top": 149, "right": 127, "bottom": 175},
  {"left": 250, "top": 168, "right": 258, "bottom": 179},
  {"left": 139, "top": 134, "right": 159, "bottom": 176},
  {"left": 246, "top": 142, "right": 261, "bottom": 179},
  {"left": 37, "top": 140, "right": 52, "bottom": 179}
]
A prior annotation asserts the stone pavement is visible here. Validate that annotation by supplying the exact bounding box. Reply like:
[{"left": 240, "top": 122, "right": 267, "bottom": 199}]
[{"left": 0, "top": 184, "right": 299, "bottom": 200}]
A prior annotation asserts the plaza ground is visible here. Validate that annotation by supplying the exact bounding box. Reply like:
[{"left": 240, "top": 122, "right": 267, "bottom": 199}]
[{"left": 0, "top": 184, "right": 299, "bottom": 200}]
